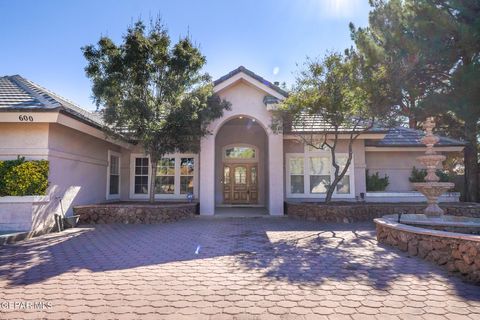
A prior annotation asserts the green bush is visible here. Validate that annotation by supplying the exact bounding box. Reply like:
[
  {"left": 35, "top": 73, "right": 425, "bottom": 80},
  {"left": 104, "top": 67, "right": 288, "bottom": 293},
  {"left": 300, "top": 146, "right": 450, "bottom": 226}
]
[
  {"left": 366, "top": 170, "right": 389, "bottom": 191},
  {"left": 408, "top": 166, "right": 453, "bottom": 183},
  {"left": 0, "top": 157, "right": 49, "bottom": 196}
]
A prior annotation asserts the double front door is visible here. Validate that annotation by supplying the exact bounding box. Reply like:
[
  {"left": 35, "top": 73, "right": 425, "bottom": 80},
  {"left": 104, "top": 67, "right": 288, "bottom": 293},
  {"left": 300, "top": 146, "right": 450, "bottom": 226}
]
[{"left": 223, "top": 163, "right": 258, "bottom": 204}]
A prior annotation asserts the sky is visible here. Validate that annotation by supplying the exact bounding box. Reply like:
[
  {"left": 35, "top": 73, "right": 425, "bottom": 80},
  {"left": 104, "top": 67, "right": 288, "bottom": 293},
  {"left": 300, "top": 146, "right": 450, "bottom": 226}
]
[{"left": 0, "top": 0, "right": 372, "bottom": 111}]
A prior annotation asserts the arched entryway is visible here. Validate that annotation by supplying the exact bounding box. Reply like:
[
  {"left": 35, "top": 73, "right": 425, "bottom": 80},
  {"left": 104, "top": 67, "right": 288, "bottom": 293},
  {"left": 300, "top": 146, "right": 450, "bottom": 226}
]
[{"left": 214, "top": 116, "right": 268, "bottom": 210}]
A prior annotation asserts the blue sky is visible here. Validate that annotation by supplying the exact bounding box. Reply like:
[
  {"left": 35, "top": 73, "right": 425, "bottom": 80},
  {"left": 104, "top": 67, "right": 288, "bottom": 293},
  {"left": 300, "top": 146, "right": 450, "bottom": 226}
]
[{"left": 0, "top": 0, "right": 371, "bottom": 111}]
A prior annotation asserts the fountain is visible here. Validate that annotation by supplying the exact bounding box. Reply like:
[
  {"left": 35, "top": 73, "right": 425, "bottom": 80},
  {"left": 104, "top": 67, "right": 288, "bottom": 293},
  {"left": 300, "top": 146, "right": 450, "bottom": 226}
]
[
  {"left": 412, "top": 117, "right": 455, "bottom": 217},
  {"left": 379, "top": 117, "right": 480, "bottom": 234},
  {"left": 374, "top": 118, "right": 480, "bottom": 283}
]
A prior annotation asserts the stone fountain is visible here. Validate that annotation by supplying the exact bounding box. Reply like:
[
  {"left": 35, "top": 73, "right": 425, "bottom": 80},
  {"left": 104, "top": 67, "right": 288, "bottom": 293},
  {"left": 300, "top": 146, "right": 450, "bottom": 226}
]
[{"left": 412, "top": 117, "right": 455, "bottom": 217}]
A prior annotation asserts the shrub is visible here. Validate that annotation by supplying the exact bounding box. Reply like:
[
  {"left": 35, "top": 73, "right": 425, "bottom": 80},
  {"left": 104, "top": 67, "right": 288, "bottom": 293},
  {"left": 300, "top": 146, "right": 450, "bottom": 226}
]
[
  {"left": 0, "top": 157, "right": 49, "bottom": 196},
  {"left": 366, "top": 170, "right": 389, "bottom": 191},
  {"left": 409, "top": 166, "right": 453, "bottom": 183}
]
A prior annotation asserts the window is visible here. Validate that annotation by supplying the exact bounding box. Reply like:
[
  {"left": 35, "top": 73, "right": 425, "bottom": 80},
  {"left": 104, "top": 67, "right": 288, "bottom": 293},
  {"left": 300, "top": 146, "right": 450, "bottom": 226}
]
[
  {"left": 286, "top": 152, "right": 353, "bottom": 198},
  {"left": 156, "top": 158, "right": 175, "bottom": 194},
  {"left": 289, "top": 157, "right": 304, "bottom": 194},
  {"left": 224, "top": 166, "right": 231, "bottom": 184},
  {"left": 180, "top": 158, "right": 194, "bottom": 194},
  {"left": 134, "top": 157, "right": 149, "bottom": 194},
  {"left": 107, "top": 151, "right": 121, "bottom": 199},
  {"left": 225, "top": 146, "right": 256, "bottom": 159},
  {"left": 234, "top": 166, "right": 247, "bottom": 184},
  {"left": 309, "top": 156, "right": 330, "bottom": 194},
  {"left": 109, "top": 154, "right": 120, "bottom": 195},
  {"left": 251, "top": 167, "right": 257, "bottom": 185},
  {"left": 131, "top": 154, "right": 197, "bottom": 199},
  {"left": 336, "top": 156, "right": 351, "bottom": 194}
]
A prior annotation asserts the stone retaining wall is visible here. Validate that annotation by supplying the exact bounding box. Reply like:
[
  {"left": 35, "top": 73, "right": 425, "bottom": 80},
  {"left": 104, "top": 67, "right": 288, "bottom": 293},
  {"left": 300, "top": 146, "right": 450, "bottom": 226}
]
[
  {"left": 375, "top": 219, "right": 480, "bottom": 284},
  {"left": 286, "top": 202, "right": 480, "bottom": 223},
  {"left": 74, "top": 202, "right": 198, "bottom": 224}
]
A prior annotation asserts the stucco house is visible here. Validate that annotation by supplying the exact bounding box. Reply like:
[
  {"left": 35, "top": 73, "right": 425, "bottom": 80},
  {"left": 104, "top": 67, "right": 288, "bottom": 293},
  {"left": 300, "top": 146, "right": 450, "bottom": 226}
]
[{"left": 0, "top": 67, "right": 464, "bottom": 231}]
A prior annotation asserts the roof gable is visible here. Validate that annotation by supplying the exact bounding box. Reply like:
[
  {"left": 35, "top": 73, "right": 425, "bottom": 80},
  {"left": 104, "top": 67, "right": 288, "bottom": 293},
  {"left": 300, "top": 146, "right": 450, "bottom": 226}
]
[
  {"left": 0, "top": 75, "right": 103, "bottom": 128},
  {"left": 213, "top": 66, "right": 288, "bottom": 98}
]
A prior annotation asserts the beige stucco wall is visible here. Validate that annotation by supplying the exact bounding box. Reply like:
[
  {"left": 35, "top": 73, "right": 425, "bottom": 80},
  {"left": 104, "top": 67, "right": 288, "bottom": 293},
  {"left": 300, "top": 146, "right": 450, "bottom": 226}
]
[
  {"left": 365, "top": 151, "right": 427, "bottom": 192},
  {"left": 0, "top": 122, "right": 49, "bottom": 160},
  {"left": 0, "top": 121, "right": 129, "bottom": 232},
  {"left": 47, "top": 123, "right": 123, "bottom": 217},
  {"left": 214, "top": 119, "right": 268, "bottom": 206}
]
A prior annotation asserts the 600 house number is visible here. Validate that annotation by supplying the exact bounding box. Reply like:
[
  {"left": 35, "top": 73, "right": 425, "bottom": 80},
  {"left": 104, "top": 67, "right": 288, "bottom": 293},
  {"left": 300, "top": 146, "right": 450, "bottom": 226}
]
[{"left": 18, "top": 115, "right": 34, "bottom": 122}]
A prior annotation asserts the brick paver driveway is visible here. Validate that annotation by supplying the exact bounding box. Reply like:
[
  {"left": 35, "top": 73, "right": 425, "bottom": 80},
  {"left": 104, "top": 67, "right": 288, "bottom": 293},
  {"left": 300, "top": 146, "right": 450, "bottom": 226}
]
[{"left": 1, "top": 217, "right": 479, "bottom": 320}]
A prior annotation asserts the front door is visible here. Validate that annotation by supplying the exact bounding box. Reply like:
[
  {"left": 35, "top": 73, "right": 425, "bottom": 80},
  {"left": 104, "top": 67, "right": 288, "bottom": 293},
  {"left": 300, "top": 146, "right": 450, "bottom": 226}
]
[{"left": 223, "top": 163, "right": 258, "bottom": 204}]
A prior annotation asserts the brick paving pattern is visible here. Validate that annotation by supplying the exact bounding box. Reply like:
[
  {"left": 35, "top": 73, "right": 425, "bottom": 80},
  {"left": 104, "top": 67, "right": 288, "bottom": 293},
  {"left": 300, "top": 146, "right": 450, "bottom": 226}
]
[{"left": 0, "top": 217, "right": 479, "bottom": 319}]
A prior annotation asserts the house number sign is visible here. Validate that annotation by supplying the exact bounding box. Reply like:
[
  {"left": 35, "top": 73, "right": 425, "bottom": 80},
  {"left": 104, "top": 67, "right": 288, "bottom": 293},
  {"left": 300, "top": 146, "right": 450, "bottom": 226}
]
[{"left": 18, "top": 115, "right": 34, "bottom": 122}]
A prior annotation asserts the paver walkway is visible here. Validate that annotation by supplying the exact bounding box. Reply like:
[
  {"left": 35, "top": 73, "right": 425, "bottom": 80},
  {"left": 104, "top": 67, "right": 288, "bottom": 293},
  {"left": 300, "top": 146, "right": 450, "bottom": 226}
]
[{"left": 0, "top": 217, "right": 479, "bottom": 320}]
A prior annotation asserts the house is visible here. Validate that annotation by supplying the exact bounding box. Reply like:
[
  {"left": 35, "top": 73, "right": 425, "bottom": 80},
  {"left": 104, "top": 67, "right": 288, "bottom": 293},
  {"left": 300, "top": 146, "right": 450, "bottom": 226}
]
[{"left": 0, "top": 67, "right": 464, "bottom": 231}]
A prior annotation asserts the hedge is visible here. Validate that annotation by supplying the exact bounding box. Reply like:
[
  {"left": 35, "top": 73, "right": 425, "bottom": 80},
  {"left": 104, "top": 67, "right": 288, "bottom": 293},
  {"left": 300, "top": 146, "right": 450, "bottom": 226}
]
[{"left": 0, "top": 157, "right": 49, "bottom": 196}]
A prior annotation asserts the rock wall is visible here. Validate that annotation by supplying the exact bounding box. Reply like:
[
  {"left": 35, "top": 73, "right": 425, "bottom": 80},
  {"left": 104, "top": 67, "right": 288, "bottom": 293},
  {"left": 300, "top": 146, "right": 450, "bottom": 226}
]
[
  {"left": 286, "top": 202, "right": 480, "bottom": 223},
  {"left": 376, "top": 221, "right": 480, "bottom": 284},
  {"left": 74, "top": 203, "right": 198, "bottom": 224}
]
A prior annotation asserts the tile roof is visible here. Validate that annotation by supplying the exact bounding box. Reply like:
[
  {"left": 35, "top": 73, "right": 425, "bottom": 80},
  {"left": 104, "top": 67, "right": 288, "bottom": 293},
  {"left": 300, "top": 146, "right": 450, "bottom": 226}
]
[
  {"left": 366, "top": 126, "right": 464, "bottom": 147},
  {"left": 0, "top": 75, "right": 103, "bottom": 128},
  {"left": 285, "top": 113, "right": 387, "bottom": 134},
  {"left": 286, "top": 114, "right": 463, "bottom": 147},
  {"left": 214, "top": 66, "right": 288, "bottom": 97}
]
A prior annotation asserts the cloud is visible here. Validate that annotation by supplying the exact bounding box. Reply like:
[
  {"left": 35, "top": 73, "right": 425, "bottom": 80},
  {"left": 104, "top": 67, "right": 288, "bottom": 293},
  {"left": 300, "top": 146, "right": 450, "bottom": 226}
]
[{"left": 273, "top": 67, "right": 280, "bottom": 75}]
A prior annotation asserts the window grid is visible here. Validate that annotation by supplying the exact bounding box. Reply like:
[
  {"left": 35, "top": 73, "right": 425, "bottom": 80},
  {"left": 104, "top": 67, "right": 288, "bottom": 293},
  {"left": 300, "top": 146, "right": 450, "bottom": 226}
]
[
  {"left": 287, "top": 153, "right": 353, "bottom": 197},
  {"left": 134, "top": 157, "right": 149, "bottom": 194},
  {"left": 180, "top": 158, "right": 194, "bottom": 194},
  {"left": 109, "top": 154, "right": 120, "bottom": 195},
  {"left": 156, "top": 158, "right": 175, "bottom": 194}
]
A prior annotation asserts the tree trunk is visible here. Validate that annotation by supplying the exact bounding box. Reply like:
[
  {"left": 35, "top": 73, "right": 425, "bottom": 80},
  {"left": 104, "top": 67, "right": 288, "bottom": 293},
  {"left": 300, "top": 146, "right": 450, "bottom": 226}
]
[
  {"left": 408, "top": 117, "right": 417, "bottom": 129},
  {"left": 464, "top": 117, "right": 479, "bottom": 202},
  {"left": 325, "top": 183, "right": 335, "bottom": 203},
  {"left": 149, "top": 158, "right": 158, "bottom": 204}
]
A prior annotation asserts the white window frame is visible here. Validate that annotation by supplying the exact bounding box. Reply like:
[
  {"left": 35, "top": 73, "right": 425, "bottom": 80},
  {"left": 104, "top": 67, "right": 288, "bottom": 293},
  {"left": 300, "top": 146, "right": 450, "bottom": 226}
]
[
  {"left": 106, "top": 150, "right": 121, "bottom": 200},
  {"left": 129, "top": 153, "right": 199, "bottom": 200},
  {"left": 285, "top": 150, "right": 355, "bottom": 199}
]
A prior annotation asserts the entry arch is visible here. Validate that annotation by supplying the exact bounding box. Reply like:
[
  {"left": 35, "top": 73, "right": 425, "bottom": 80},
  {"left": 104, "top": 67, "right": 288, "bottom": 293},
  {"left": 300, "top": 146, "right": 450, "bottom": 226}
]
[{"left": 214, "top": 116, "right": 269, "bottom": 208}]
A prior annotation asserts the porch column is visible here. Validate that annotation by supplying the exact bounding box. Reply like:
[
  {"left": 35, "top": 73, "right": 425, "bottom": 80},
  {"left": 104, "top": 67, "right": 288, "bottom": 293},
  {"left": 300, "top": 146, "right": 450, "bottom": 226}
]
[
  {"left": 268, "top": 132, "right": 284, "bottom": 215},
  {"left": 199, "top": 134, "right": 215, "bottom": 215}
]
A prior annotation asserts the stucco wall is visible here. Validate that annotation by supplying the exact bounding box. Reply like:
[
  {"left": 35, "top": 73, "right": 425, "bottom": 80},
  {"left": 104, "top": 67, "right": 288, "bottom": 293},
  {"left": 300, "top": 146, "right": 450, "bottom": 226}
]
[
  {"left": 0, "top": 122, "right": 128, "bottom": 232},
  {"left": 0, "top": 122, "right": 49, "bottom": 160},
  {"left": 365, "top": 151, "right": 427, "bottom": 192},
  {"left": 214, "top": 119, "right": 267, "bottom": 206},
  {"left": 47, "top": 123, "right": 124, "bottom": 221}
]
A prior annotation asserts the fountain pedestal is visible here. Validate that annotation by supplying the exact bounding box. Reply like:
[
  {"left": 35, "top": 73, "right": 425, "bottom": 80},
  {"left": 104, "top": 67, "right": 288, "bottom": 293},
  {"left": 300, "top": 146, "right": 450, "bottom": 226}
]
[{"left": 414, "top": 118, "right": 454, "bottom": 217}]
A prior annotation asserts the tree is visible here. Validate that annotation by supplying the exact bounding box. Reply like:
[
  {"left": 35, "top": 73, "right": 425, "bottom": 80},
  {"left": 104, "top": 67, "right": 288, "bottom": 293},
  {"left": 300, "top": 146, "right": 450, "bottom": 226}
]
[
  {"left": 350, "top": 0, "right": 451, "bottom": 129},
  {"left": 275, "top": 52, "right": 394, "bottom": 202},
  {"left": 411, "top": 0, "right": 480, "bottom": 202},
  {"left": 352, "top": 0, "right": 480, "bottom": 202},
  {"left": 83, "top": 19, "right": 230, "bottom": 203}
]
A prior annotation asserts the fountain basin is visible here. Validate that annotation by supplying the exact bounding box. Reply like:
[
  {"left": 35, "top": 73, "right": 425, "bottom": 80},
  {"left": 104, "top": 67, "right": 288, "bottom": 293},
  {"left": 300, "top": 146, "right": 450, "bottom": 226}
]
[
  {"left": 375, "top": 216, "right": 480, "bottom": 284},
  {"left": 383, "top": 214, "right": 480, "bottom": 234},
  {"left": 412, "top": 182, "right": 455, "bottom": 195}
]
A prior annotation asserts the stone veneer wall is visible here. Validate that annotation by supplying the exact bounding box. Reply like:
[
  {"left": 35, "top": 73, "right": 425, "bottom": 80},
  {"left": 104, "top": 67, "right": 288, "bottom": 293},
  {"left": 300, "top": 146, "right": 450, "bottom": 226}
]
[
  {"left": 74, "top": 202, "right": 198, "bottom": 224},
  {"left": 376, "top": 219, "right": 480, "bottom": 284},
  {"left": 285, "top": 202, "right": 480, "bottom": 223}
]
